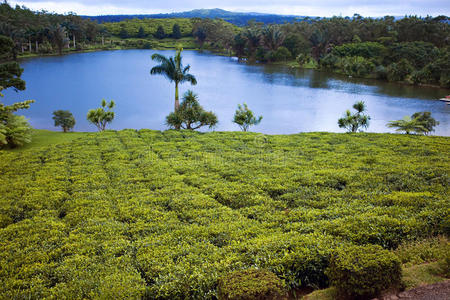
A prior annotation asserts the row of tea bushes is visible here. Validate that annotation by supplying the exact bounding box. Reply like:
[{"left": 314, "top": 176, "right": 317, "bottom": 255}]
[{"left": 0, "top": 130, "right": 448, "bottom": 298}]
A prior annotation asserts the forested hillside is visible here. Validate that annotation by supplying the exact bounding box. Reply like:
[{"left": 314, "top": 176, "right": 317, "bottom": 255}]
[{"left": 84, "top": 8, "right": 305, "bottom": 26}]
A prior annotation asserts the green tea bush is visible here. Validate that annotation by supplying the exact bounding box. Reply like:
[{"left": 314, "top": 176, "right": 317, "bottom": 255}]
[
  {"left": 326, "top": 245, "right": 402, "bottom": 299},
  {"left": 217, "top": 269, "right": 285, "bottom": 300},
  {"left": 0, "top": 130, "right": 448, "bottom": 298}
]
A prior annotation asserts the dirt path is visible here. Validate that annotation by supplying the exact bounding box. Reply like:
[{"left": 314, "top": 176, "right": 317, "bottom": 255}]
[{"left": 377, "top": 280, "right": 450, "bottom": 300}]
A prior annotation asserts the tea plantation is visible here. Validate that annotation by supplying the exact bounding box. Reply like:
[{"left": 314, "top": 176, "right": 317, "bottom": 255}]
[{"left": 0, "top": 130, "right": 448, "bottom": 298}]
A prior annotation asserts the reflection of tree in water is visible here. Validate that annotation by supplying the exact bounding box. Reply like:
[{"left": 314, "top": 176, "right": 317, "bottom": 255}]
[{"left": 258, "top": 63, "right": 447, "bottom": 100}]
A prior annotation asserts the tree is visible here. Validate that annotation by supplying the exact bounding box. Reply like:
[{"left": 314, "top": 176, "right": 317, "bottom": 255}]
[
  {"left": 338, "top": 101, "right": 370, "bottom": 133},
  {"left": 50, "top": 24, "right": 68, "bottom": 55},
  {"left": 155, "top": 25, "right": 165, "bottom": 39},
  {"left": 53, "top": 110, "right": 75, "bottom": 132},
  {"left": 387, "top": 112, "right": 439, "bottom": 135},
  {"left": 165, "top": 90, "right": 217, "bottom": 130},
  {"left": 119, "top": 27, "right": 129, "bottom": 39},
  {"left": 387, "top": 58, "right": 413, "bottom": 82},
  {"left": 150, "top": 48, "right": 197, "bottom": 112},
  {"left": 261, "top": 25, "right": 285, "bottom": 52},
  {"left": 136, "top": 26, "right": 146, "bottom": 38},
  {"left": 0, "top": 88, "right": 34, "bottom": 148},
  {"left": 0, "top": 35, "right": 26, "bottom": 91},
  {"left": 233, "top": 103, "right": 263, "bottom": 132},
  {"left": 411, "top": 111, "right": 439, "bottom": 134},
  {"left": 86, "top": 99, "right": 115, "bottom": 131},
  {"left": 172, "top": 24, "right": 181, "bottom": 39}
]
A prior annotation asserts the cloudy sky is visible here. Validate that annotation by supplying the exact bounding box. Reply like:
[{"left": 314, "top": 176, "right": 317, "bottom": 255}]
[{"left": 8, "top": 0, "right": 450, "bottom": 17}]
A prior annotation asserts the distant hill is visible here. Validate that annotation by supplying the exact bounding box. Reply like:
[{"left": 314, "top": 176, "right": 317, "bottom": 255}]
[{"left": 83, "top": 8, "right": 308, "bottom": 26}]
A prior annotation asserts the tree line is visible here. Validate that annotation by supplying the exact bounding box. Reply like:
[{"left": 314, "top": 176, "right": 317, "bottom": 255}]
[
  {"left": 192, "top": 15, "right": 449, "bottom": 87},
  {"left": 0, "top": 2, "right": 107, "bottom": 56}
]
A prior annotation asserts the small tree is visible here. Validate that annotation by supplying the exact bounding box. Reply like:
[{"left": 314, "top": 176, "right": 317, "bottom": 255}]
[
  {"left": 233, "top": 103, "right": 263, "bottom": 132},
  {"left": 338, "top": 101, "right": 370, "bottom": 133},
  {"left": 166, "top": 90, "right": 217, "bottom": 130},
  {"left": 53, "top": 110, "right": 75, "bottom": 132},
  {"left": 136, "top": 26, "right": 146, "bottom": 38},
  {"left": 172, "top": 24, "right": 182, "bottom": 39},
  {"left": 155, "top": 26, "right": 166, "bottom": 39},
  {"left": 87, "top": 99, "right": 115, "bottom": 131},
  {"left": 387, "top": 112, "right": 439, "bottom": 135},
  {"left": 119, "top": 27, "right": 129, "bottom": 39}
]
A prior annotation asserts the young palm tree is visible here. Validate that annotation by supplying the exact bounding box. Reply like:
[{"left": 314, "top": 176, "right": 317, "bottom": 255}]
[{"left": 150, "top": 48, "right": 197, "bottom": 112}]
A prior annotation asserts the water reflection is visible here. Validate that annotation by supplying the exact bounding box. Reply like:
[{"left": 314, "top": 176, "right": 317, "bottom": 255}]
[{"left": 3, "top": 49, "right": 449, "bottom": 136}]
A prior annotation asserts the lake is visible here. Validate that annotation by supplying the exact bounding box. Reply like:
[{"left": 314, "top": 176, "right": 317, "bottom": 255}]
[{"left": 4, "top": 49, "right": 450, "bottom": 135}]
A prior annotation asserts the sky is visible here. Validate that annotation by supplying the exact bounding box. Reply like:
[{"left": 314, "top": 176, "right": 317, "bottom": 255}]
[{"left": 7, "top": 0, "right": 450, "bottom": 17}]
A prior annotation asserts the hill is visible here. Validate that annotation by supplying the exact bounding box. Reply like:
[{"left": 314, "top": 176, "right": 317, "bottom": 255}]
[
  {"left": 0, "top": 129, "right": 448, "bottom": 298},
  {"left": 84, "top": 8, "right": 307, "bottom": 26}
]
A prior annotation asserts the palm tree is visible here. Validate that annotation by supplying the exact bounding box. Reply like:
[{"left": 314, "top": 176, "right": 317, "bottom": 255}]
[
  {"left": 261, "top": 25, "right": 285, "bottom": 51},
  {"left": 150, "top": 48, "right": 197, "bottom": 112},
  {"left": 387, "top": 116, "right": 427, "bottom": 134}
]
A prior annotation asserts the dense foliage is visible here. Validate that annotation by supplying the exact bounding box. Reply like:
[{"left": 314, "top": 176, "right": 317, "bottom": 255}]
[
  {"left": 0, "top": 130, "right": 448, "bottom": 298},
  {"left": 0, "top": 36, "right": 34, "bottom": 148},
  {"left": 327, "top": 245, "right": 403, "bottom": 298},
  {"left": 0, "top": 2, "right": 106, "bottom": 56},
  {"left": 86, "top": 8, "right": 305, "bottom": 27},
  {"left": 230, "top": 16, "right": 449, "bottom": 86},
  {"left": 166, "top": 90, "right": 218, "bottom": 130},
  {"left": 218, "top": 269, "right": 285, "bottom": 300},
  {"left": 52, "top": 110, "right": 75, "bottom": 132}
]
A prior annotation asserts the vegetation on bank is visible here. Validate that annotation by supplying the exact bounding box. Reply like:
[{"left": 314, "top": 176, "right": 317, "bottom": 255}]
[
  {"left": 2, "top": 2, "right": 448, "bottom": 87},
  {"left": 0, "top": 129, "right": 448, "bottom": 298}
]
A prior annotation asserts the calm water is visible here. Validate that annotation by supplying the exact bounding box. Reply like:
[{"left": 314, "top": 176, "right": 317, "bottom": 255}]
[{"left": 4, "top": 50, "right": 450, "bottom": 135}]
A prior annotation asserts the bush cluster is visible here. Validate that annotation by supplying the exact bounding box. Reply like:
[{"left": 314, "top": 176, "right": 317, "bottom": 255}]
[
  {"left": 326, "top": 245, "right": 403, "bottom": 299},
  {"left": 0, "top": 130, "right": 448, "bottom": 298},
  {"left": 218, "top": 269, "right": 285, "bottom": 300}
]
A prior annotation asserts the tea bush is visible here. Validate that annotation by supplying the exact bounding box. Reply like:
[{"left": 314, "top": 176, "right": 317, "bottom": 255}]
[
  {"left": 326, "top": 244, "right": 403, "bottom": 299},
  {"left": 0, "top": 130, "right": 448, "bottom": 298},
  {"left": 218, "top": 269, "right": 285, "bottom": 300}
]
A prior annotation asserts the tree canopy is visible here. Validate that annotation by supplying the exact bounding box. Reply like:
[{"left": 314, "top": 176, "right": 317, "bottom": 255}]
[{"left": 165, "top": 90, "right": 217, "bottom": 130}]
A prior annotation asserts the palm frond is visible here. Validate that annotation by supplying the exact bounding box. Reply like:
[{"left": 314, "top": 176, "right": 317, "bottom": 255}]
[{"left": 151, "top": 53, "right": 169, "bottom": 64}]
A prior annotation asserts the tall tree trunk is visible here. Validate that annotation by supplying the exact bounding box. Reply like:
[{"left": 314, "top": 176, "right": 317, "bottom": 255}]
[
  {"left": 174, "top": 82, "right": 181, "bottom": 129},
  {"left": 35, "top": 41, "right": 38, "bottom": 53},
  {"left": 29, "top": 40, "right": 32, "bottom": 53},
  {"left": 102, "top": 36, "right": 104, "bottom": 46},
  {"left": 73, "top": 35, "right": 76, "bottom": 49},
  {"left": 174, "top": 82, "right": 180, "bottom": 111}
]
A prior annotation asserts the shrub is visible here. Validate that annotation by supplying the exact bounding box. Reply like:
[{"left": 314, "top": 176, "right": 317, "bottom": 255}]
[
  {"left": 326, "top": 245, "right": 402, "bottom": 299},
  {"left": 166, "top": 90, "right": 217, "bottom": 130},
  {"left": 387, "top": 111, "right": 439, "bottom": 135},
  {"left": 218, "top": 269, "right": 285, "bottom": 300},
  {"left": 338, "top": 101, "right": 370, "bottom": 133},
  {"left": 233, "top": 103, "right": 262, "bottom": 132},
  {"left": 441, "top": 251, "right": 450, "bottom": 277},
  {"left": 336, "top": 56, "right": 375, "bottom": 77},
  {"left": 0, "top": 90, "right": 34, "bottom": 148},
  {"left": 0, "top": 114, "right": 32, "bottom": 148},
  {"left": 387, "top": 59, "right": 413, "bottom": 82},
  {"left": 272, "top": 46, "right": 291, "bottom": 62}
]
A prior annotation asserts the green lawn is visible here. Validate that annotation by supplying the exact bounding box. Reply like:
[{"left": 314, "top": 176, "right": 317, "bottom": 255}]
[
  {"left": 7, "top": 129, "right": 88, "bottom": 152},
  {"left": 0, "top": 130, "right": 448, "bottom": 298}
]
